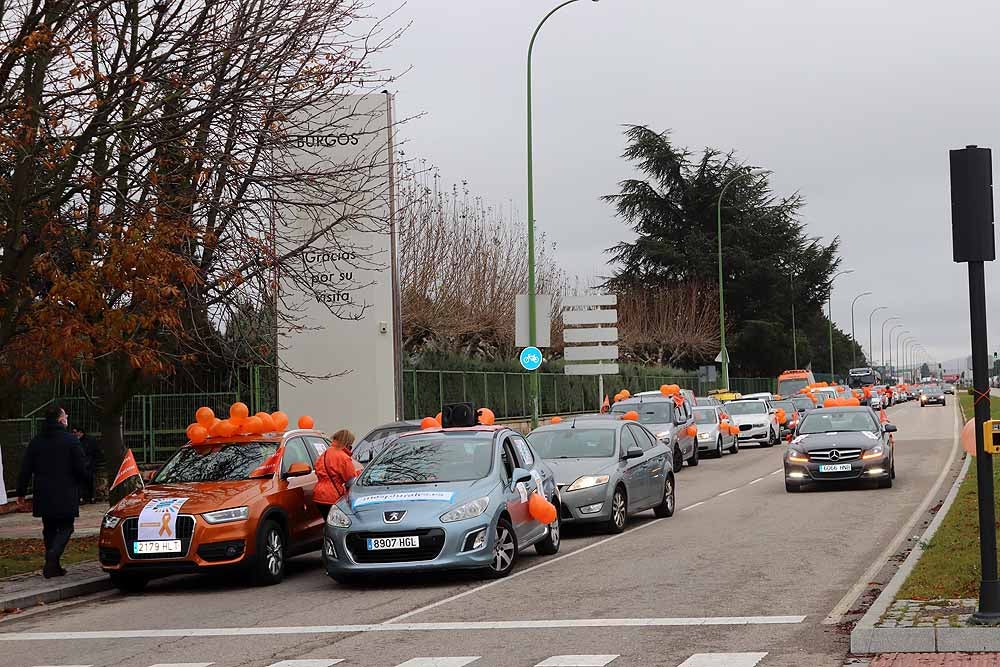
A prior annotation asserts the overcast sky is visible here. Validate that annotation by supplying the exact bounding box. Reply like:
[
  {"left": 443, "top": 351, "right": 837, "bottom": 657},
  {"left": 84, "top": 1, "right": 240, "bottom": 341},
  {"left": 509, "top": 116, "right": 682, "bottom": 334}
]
[{"left": 383, "top": 0, "right": 1000, "bottom": 370}]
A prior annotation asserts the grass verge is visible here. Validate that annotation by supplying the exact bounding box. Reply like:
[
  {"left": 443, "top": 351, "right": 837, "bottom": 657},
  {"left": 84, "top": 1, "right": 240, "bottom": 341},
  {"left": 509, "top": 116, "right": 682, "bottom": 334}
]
[
  {"left": 0, "top": 536, "right": 98, "bottom": 578},
  {"left": 896, "top": 392, "right": 1000, "bottom": 600}
]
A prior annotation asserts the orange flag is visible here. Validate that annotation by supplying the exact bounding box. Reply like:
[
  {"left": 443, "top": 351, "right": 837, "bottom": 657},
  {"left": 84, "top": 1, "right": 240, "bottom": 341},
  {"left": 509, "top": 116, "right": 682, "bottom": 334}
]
[
  {"left": 111, "top": 449, "right": 141, "bottom": 489},
  {"left": 601, "top": 395, "right": 610, "bottom": 413}
]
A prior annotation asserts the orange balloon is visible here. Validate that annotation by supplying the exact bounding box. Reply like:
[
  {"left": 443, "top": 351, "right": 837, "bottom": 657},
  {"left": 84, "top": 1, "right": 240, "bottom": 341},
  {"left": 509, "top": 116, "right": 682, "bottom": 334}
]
[
  {"left": 298, "top": 415, "right": 314, "bottom": 429},
  {"left": 243, "top": 415, "right": 264, "bottom": 434},
  {"left": 551, "top": 416, "right": 563, "bottom": 424},
  {"left": 185, "top": 423, "right": 201, "bottom": 440},
  {"left": 620, "top": 389, "right": 631, "bottom": 399},
  {"left": 622, "top": 410, "right": 639, "bottom": 421},
  {"left": 255, "top": 412, "right": 276, "bottom": 432},
  {"left": 217, "top": 419, "right": 237, "bottom": 437},
  {"left": 962, "top": 418, "right": 977, "bottom": 456},
  {"left": 478, "top": 408, "right": 495, "bottom": 425},
  {"left": 528, "top": 492, "right": 558, "bottom": 524},
  {"left": 660, "top": 384, "right": 670, "bottom": 395},
  {"left": 421, "top": 416, "right": 439, "bottom": 429},
  {"left": 189, "top": 424, "right": 209, "bottom": 444},
  {"left": 230, "top": 402, "right": 249, "bottom": 423},
  {"left": 196, "top": 407, "right": 215, "bottom": 428},
  {"left": 208, "top": 418, "right": 223, "bottom": 437},
  {"left": 435, "top": 412, "right": 442, "bottom": 426},
  {"left": 270, "top": 411, "right": 289, "bottom": 431},
  {"left": 686, "top": 425, "right": 698, "bottom": 437}
]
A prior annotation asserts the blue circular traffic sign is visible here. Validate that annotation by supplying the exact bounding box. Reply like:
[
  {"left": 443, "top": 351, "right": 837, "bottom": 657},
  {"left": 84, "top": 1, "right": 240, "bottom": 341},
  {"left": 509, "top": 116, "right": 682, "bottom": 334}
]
[{"left": 519, "top": 346, "right": 543, "bottom": 371}]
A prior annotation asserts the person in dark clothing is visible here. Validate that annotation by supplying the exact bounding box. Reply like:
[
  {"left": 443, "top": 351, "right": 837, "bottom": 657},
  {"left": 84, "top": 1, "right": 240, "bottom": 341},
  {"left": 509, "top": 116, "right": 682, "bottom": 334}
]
[
  {"left": 71, "top": 428, "right": 102, "bottom": 504},
  {"left": 16, "top": 406, "right": 88, "bottom": 578}
]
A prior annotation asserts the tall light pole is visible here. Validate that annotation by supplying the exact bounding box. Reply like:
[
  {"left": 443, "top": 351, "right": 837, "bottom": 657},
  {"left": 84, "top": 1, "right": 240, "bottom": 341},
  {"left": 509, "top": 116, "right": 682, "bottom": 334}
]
[
  {"left": 828, "top": 269, "right": 854, "bottom": 380},
  {"left": 882, "top": 318, "right": 902, "bottom": 372},
  {"left": 868, "top": 306, "right": 887, "bottom": 366},
  {"left": 716, "top": 167, "right": 768, "bottom": 388},
  {"left": 789, "top": 271, "right": 798, "bottom": 368},
  {"left": 851, "top": 291, "right": 873, "bottom": 367},
  {"left": 526, "top": 0, "right": 597, "bottom": 427},
  {"left": 893, "top": 330, "right": 909, "bottom": 379}
]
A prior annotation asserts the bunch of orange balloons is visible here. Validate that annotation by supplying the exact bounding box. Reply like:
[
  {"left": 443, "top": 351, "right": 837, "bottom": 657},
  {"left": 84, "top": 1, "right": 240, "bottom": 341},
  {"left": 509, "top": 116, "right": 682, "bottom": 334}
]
[{"left": 185, "top": 403, "right": 298, "bottom": 443}]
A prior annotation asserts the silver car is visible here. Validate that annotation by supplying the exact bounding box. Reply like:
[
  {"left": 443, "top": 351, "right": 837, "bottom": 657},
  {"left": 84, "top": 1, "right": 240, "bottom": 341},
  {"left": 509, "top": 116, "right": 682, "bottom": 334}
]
[
  {"left": 724, "top": 398, "right": 780, "bottom": 447},
  {"left": 528, "top": 418, "right": 675, "bottom": 533},
  {"left": 611, "top": 395, "right": 699, "bottom": 472},
  {"left": 693, "top": 405, "right": 739, "bottom": 457}
]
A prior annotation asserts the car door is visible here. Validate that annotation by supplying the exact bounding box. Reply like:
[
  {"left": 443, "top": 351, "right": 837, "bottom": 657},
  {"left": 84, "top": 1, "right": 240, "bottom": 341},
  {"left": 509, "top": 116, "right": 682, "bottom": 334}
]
[
  {"left": 619, "top": 426, "right": 651, "bottom": 510},
  {"left": 499, "top": 436, "right": 534, "bottom": 545},
  {"left": 677, "top": 401, "right": 696, "bottom": 458},
  {"left": 629, "top": 424, "right": 663, "bottom": 508},
  {"left": 510, "top": 433, "right": 549, "bottom": 543},
  {"left": 279, "top": 437, "right": 320, "bottom": 547}
]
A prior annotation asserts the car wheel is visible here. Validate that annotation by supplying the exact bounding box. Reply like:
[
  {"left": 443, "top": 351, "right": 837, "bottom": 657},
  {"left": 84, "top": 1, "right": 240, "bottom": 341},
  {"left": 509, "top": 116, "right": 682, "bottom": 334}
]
[
  {"left": 785, "top": 480, "right": 801, "bottom": 493},
  {"left": 672, "top": 445, "right": 683, "bottom": 473},
  {"left": 653, "top": 474, "right": 675, "bottom": 518},
  {"left": 606, "top": 486, "right": 627, "bottom": 534},
  {"left": 688, "top": 441, "right": 700, "bottom": 466},
  {"left": 715, "top": 437, "right": 724, "bottom": 458},
  {"left": 764, "top": 428, "right": 776, "bottom": 447},
  {"left": 484, "top": 517, "right": 518, "bottom": 578},
  {"left": 535, "top": 498, "right": 561, "bottom": 555},
  {"left": 109, "top": 571, "right": 148, "bottom": 593},
  {"left": 878, "top": 475, "right": 893, "bottom": 489},
  {"left": 891, "top": 460, "right": 896, "bottom": 479},
  {"left": 251, "top": 520, "right": 286, "bottom": 586},
  {"left": 729, "top": 437, "right": 740, "bottom": 454}
]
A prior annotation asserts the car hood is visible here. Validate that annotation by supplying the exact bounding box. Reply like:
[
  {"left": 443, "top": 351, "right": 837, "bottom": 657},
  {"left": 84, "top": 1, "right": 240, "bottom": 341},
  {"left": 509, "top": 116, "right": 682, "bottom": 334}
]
[
  {"left": 111, "top": 481, "right": 267, "bottom": 517},
  {"left": 544, "top": 458, "right": 617, "bottom": 485},
  {"left": 344, "top": 479, "right": 499, "bottom": 520},
  {"left": 730, "top": 414, "right": 767, "bottom": 425},
  {"left": 790, "top": 431, "right": 880, "bottom": 452}
]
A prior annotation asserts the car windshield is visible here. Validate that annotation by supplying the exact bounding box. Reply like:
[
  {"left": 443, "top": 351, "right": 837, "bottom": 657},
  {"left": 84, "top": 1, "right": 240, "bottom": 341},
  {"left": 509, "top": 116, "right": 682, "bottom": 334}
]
[
  {"left": 611, "top": 402, "right": 673, "bottom": 424},
  {"left": 772, "top": 401, "right": 795, "bottom": 413},
  {"left": 360, "top": 434, "right": 495, "bottom": 485},
  {"left": 791, "top": 397, "right": 814, "bottom": 410},
  {"left": 724, "top": 401, "right": 767, "bottom": 415},
  {"left": 778, "top": 378, "right": 809, "bottom": 395},
  {"left": 693, "top": 408, "right": 718, "bottom": 425},
  {"left": 153, "top": 442, "right": 280, "bottom": 483},
  {"left": 798, "top": 410, "right": 879, "bottom": 434},
  {"left": 924, "top": 385, "right": 942, "bottom": 393},
  {"left": 528, "top": 428, "right": 617, "bottom": 458},
  {"left": 364, "top": 424, "right": 420, "bottom": 442},
  {"left": 695, "top": 397, "right": 717, "bottom": 406}
]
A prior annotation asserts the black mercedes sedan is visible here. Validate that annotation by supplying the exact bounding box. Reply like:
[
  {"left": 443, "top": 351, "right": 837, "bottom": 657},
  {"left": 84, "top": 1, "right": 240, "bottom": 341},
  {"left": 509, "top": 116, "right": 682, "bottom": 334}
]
[
  {"left": 783, "top": 407, "right": 897, "bottom": 492},
  {"left": 919, "top": 384, "right": 947, "bottom": 407}
]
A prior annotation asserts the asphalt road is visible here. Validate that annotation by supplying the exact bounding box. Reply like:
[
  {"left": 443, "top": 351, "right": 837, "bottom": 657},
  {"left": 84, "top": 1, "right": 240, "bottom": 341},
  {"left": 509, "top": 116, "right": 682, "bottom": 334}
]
[{"left": 0, "top": 400, "right": 960, "bottom": 667}]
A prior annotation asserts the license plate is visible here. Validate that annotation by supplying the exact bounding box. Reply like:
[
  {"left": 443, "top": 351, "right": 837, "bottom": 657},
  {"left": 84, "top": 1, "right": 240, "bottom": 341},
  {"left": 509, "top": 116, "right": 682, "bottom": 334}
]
[
  {"left": 133, "top": 540, "right": 182, "bottom": 554},
  {"left": 366, "top": 536, "right": 419, "bottom": 550},
  {"left": 819, "top": 463, "right": 852, "bottom": 473}
]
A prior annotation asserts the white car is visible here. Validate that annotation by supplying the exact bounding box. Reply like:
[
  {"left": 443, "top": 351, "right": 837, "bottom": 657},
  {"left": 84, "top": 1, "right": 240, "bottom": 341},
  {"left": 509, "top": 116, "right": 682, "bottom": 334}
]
[
  {"left": 741, "top": 392, "right": 775, "bottom": 401},
  {"left": 723, "top": 399, "right": 780, "bottom": 447}
]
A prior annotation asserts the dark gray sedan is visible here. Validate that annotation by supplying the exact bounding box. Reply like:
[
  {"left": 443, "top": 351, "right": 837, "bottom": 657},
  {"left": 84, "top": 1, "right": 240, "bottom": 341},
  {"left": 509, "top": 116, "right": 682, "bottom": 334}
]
[
  {"left": 920, "top": 385, "right": 946, "bottom": 407},
  {"left": 784, "top": 407, "right": 897, "bottom": 492},
  {"left": 528, "top": 418, "right": 675, "bottom": 533}
]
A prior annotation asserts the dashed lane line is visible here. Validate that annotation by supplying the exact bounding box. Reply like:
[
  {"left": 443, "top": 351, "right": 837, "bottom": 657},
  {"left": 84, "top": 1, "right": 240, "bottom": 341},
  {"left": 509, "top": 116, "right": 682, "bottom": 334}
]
[{"left": 677, "top": 653, "right": 767, "bottom": 667}]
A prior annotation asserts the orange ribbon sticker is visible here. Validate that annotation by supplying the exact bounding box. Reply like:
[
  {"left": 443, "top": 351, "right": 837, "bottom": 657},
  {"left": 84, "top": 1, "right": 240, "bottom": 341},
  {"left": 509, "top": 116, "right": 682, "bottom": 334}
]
[{"left": 159, "top": 512, "right": 173, "bottom": 537}]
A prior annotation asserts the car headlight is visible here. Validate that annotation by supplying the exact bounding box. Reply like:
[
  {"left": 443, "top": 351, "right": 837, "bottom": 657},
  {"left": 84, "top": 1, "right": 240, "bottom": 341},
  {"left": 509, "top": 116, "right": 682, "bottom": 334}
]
[
  {"left": 326, "top": 504, "right": 352, "bottom": 528},
  {"left": 567, "top": 475, "right": 610, "bottom": 492},
  {"left": 862, "top": 444, "right": 885, "bottom": 460},
  {"left": 787, "top": 448, "right": 809, "bottom": 463},
  {"left": 655, "top": 431, "right": 671, "bottom": 441},
  {"left": 754, "top": 423, "right": 766, "bottom": 428},
  {"left": 440, "top": 497, "right": 490, "bottom": 523},
  {"left": 697, "top": 431, "right": 712, "bottom": 440},
  {"left": 102, "top": 513, "right": 121, "bottom": 530},
  {"left": 202, "top": 506, "right": 250, "bottom": 525}
]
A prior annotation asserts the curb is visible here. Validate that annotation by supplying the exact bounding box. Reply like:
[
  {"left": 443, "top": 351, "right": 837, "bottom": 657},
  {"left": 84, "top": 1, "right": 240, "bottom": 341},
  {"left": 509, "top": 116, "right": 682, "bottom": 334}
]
[
  {"left": 1, "top": 574, "right": 111, "bottom": 612},
  {"left": 851, "top": 403, "right": 972, "bottom": 654}
]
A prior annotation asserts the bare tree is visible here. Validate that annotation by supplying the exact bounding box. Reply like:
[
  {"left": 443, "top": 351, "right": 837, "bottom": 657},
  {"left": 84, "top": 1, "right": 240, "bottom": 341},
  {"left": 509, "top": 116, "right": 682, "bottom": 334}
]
[{"left": 616, "top": 284, "right": 720, "bottom": 366}]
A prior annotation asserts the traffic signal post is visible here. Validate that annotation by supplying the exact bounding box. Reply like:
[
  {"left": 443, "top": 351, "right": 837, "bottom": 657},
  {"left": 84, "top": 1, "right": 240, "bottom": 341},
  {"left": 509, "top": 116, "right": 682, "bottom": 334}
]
[{"left": 950, "top": 145, "right": 1000, "bottom": 624}]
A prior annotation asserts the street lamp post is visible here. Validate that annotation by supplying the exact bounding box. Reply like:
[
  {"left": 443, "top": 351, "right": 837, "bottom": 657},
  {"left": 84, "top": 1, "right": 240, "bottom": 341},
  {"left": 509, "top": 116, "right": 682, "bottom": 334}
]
[
  {"left": 526, "top": 0, "right": 596, "bottom": 428},
  {"left": 868, "top": 306, "right": 887, "bottom": 367},
  {"left": 892, "top": 330, "right": 909, "bottom": 379},
  {"left": 851, "top": 291, "right": 873, "bottom": 367},
  {"left": 828, "top": 269, "right": 854, "bottom": 381},
  {"left": 881, "top": 316, "right": 901, "bottom": 371},
  {"left": 716, "top": 167, "right": 768, "bottom": 388}
]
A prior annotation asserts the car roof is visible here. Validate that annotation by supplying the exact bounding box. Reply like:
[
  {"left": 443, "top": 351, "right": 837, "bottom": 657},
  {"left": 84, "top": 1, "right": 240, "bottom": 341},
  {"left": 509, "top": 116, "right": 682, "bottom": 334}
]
[
  {"left": 614, "top": 395, "right": 675, "bottom": 404},
  {"left": 396, "top": 425, "right": 508, "bottom": 438},
  {"left": 533, "top": 418, "right": 623, "bottom": 431},
  {"left": 803, "top": 406, "right": 873, "bottom": 414},
  {"left": 185, "top": 429, "right": 326, "bottom": 448}
]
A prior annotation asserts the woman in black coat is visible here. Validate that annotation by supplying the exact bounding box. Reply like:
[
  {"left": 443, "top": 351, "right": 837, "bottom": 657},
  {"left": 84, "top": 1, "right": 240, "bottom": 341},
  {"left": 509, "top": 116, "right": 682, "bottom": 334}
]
[{"left": 16, "top": 406, "right": 88, "bottom": 578}]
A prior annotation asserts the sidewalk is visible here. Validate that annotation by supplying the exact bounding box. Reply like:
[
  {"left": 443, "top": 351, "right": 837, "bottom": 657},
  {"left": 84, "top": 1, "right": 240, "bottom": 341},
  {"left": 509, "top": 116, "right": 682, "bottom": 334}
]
[
  {"left": 0, "top": 503, "right": 111, "bottom": 611},
  {"left": 873, "top": 655, "right": 1000, "bottom": 666}
]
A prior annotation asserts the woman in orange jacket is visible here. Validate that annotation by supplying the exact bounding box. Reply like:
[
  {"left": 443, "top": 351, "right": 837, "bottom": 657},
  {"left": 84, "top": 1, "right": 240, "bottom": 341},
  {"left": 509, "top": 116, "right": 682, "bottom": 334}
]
[{"left": 314, "top": 429, "right": 359, "bottom": 519}]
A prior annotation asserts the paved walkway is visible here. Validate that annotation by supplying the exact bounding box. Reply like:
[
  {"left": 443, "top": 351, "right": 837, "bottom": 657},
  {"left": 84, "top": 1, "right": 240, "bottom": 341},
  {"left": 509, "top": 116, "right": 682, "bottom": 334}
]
[
  {"left": 873, "top": 654, "right": 1000, "bottom": 666},
  {"left": 0, "top": 503, "right": 106, "bottom": 539}
]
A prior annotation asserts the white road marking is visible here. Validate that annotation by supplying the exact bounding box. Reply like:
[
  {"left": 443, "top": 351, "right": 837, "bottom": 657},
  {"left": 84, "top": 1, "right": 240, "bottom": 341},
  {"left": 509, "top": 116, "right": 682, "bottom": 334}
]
[
  {"left": 393, "top": 659, "right": 479, "bottom": 667},
  {"left": 31, "top": 665, "right": 92, "bottom": 667},
  {"left": 268, "top": 661, "right": 345, "bottom": 667},
  {"left": 677, "top": 653, "right": 767, "bottom": 667},
  {"left": 148, "top": 664, "right": 214, "bottom": 667},
  {"left": 823, "top": 402, "right": 961, "bottom": 625},
  {"left": 769, "top": 469, "right": 782, "bottom": 475},
  {"left": 0, "top": 616, "right": 806, "bottom": 641},
  {"left": 680, "top": 501, "right": 705, "bottom": 512},
  {"left": 535, "top": 656, "right": 619, "bottom": 666},
  {"left": 748, "top": 477, "right": 765, "bottom": 485},
  {"left": 717, "top": 489, "right": 737, "bottom": 497}
]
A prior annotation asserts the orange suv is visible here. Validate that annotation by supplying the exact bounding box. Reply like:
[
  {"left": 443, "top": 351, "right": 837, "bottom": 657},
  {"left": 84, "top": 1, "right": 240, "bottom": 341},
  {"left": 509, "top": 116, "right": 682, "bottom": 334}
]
[{"left": 99, "top": 429, "right": 330, "bottom": 590}]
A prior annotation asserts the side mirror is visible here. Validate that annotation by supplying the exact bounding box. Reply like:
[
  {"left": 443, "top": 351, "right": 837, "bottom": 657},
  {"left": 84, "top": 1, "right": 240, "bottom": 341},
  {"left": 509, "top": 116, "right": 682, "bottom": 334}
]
[
  {"left": 511, "top": 467, "right": 532, "bottom": 486},
  {"left": 283, "top": 462, "right": 312, "bottom": 479},
  {"left": 623, "top": 447, "right": 644, "bottom": 460},
  {"left": 356, "top": 450, "right": 372, "bottom": 464},
  {"left": 884, "top": 424, "right": 898, "bottom": 433}
]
